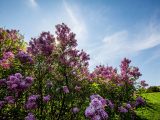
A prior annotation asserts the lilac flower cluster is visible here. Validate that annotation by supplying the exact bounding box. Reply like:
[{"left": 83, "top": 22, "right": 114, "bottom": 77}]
[
  {"left": 16, "top": 51, "right": 33, "bottom": 64},
  {"left": 3, "top": 51, "right": 15, "bottom": 60},
  {"left": 28, "top": 32, "right": 55, "bottom": 56},
  {"left": 6, "top": 73, "right": 34, "bottom": 92},
  {"left": 85, "top": 94, "right": 108, "bottom": 120},
  {"left": 43, "top": 95, "right": 51, "bottom": 103},
  {"left": 59, "top": 49, "right": 90, "bottom": 71},
  {"left": 25, "top": 95, "right": 39, "bottom": 110},
  {"left": 0, "top": 28, "right": 20, "bottom": 42},
  {"left": 4, "top": 96, "right": 15, "bottom": 104},
  {"left": 90, "top": 65, "right": 117, "bottom": 81},
  {"left": 56, "top": 23, "right": 77, "bottom": 48},
  {"left": 56, "top": 24, "right": 90, "bottom": 69},
  {"left": 118, "top": 103, "right": 132, "bottom": 113},
  {"left": 0, "top": 51, "right": 14, "bottom": 69},
  {"left": 25, "top": 113, "right": 36, "bottom": 120},
  {"left": 0, "top": 101, "right": 5, "bottom": 109},
  {"left": 62, "top": 86, "right": 69, "bottom": 93},
  {"left": 135, "top": 97, "right": 145, "bottom": 106},
  {"left": 0, "top": 59, "right": 10, "bottom": 69},
  {"left": 90, "top": 58, "right": 143, "bottom": 86},
  {"left": 120, "top": 58, "right": 141, "bottom": 82}
]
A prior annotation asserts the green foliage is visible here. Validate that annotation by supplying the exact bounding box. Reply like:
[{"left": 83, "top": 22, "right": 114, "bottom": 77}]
[{"left": 136, "top": 92, "right": 160, "bottom": 120}]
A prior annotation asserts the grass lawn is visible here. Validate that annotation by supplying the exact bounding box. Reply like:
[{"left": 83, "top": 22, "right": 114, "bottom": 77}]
[{"left": 136, "top": 92, "right": 160, "bottom": 120}]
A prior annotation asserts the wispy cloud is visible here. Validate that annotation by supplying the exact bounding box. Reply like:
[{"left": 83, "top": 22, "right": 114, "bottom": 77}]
[
  {"left": 28, "top": 0, "right": 38, "bottom": 8},
  {"left": 89, "top": 17, "right": 160, "bottom": 67},
  {"left": 63, "top": 1, "right": 88, "bottom": 49}
]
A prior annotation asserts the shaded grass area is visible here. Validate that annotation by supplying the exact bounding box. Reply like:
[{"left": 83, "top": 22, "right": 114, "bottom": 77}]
[{"left": 136, "top": 92, "right": 160, "bottom": 120}]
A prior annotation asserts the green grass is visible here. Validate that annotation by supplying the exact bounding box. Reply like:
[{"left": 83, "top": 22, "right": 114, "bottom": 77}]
[{"left": 136, "top": 92, "right": 160, "bottom": 120}]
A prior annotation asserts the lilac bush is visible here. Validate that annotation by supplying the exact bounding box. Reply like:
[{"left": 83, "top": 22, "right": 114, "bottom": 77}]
[{"left": 0, "top": 24, "right": 147, "bottom": 119}]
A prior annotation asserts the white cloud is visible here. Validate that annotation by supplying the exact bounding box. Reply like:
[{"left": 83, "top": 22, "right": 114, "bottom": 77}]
[{"left": 132, "top": 22, "right": 160, "bottom": 51}]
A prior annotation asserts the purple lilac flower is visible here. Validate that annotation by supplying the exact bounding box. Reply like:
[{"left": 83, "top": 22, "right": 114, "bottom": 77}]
[
  {"left": 126, "top": 103, "right": 132, "bottom": 109},
  {"left": 0, "top": 101, "right": 5, "bottom": 109},
  {"left": 90, "top": 94, "right": 106, "bottom": 107},
  {"left": 25, "top": 101, "right": 37, "bottom": 110},
  {"left": 119, "top": 106, "right": 128, "bottom": 113},
  {"left": 92, "top": 115, "right": 101, "bottom": 120},
  {"left": 7, "top": 73, "right": 33, "bottom": 92},
  {"left": 25, "top": 95, "right": 39, "bottom": 110},
  {"left": 27, "top": 32, "right": 55, "bottom": 56},
  {"left": 17, "top": 51, "right": 33, "bottom": 64},
  {"left": 90, "top": 98, "right": 103, "bottom": 110},
  {"left": 97, "top": 109, "right": 108, "bottom": 119},
  {"left": 90, "top": 94, "right": 102, "bottom": 100},
  {"left": 28, "top": 95, "right": 39, "bottom": 102},
  {"left": 85, "top": 94, "right": 108, "bottom": 119},
  {"left": 85, "top": 106, "right": 95, "bottom": 118},
  {"left": 63, "top": 86, "right": 69, "bottom": 93},
  {"left": 56, "top": 23, "right": 77, "bottom": 48},
  {"left": 43, "top": 95, "right": 51, "bottom": 103},
  {"left": 108, "top": 101, "right": 114, "bottom": 109},
  {"left": 15, "top": 73, "right": 23, "bottom": 79},
  {"left": 135, "top": 97, "right": 145, "bottom": 106},
  {"left": 3, "top": 51, "right": 14, "bottom": 59},
  {"left": 25, "top": 77, "right": 34, "bottom": 84},
  {"left": 72, "top": 107, "right": 80, "bottom": 114},
  {"left": 4, "top": 96, "right": 15, "bottom": 104},
  {"left": 25, "top": 113, "right": 36, "bottom": 120}
]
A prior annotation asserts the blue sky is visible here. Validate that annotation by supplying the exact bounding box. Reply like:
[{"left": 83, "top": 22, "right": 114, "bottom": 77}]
[{"left": 0, "top": 0, "right": 160, "bottom": 86}]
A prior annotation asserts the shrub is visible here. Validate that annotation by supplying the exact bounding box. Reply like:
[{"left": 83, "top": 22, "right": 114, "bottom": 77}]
[
  {"left": 0, "top": 24, "right": 147, "bottom": 120},
  {"left": 147, "top": 86, "right": 160, "bottom": 93}
]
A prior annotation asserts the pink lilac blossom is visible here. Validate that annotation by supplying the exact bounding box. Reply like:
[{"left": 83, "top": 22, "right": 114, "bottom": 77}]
[
  {"left": 0, "top": 59, "right": 10, "bottom": 69},
  {"left": 3, "top": 51, "right": 14, "bottom": 60}
]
